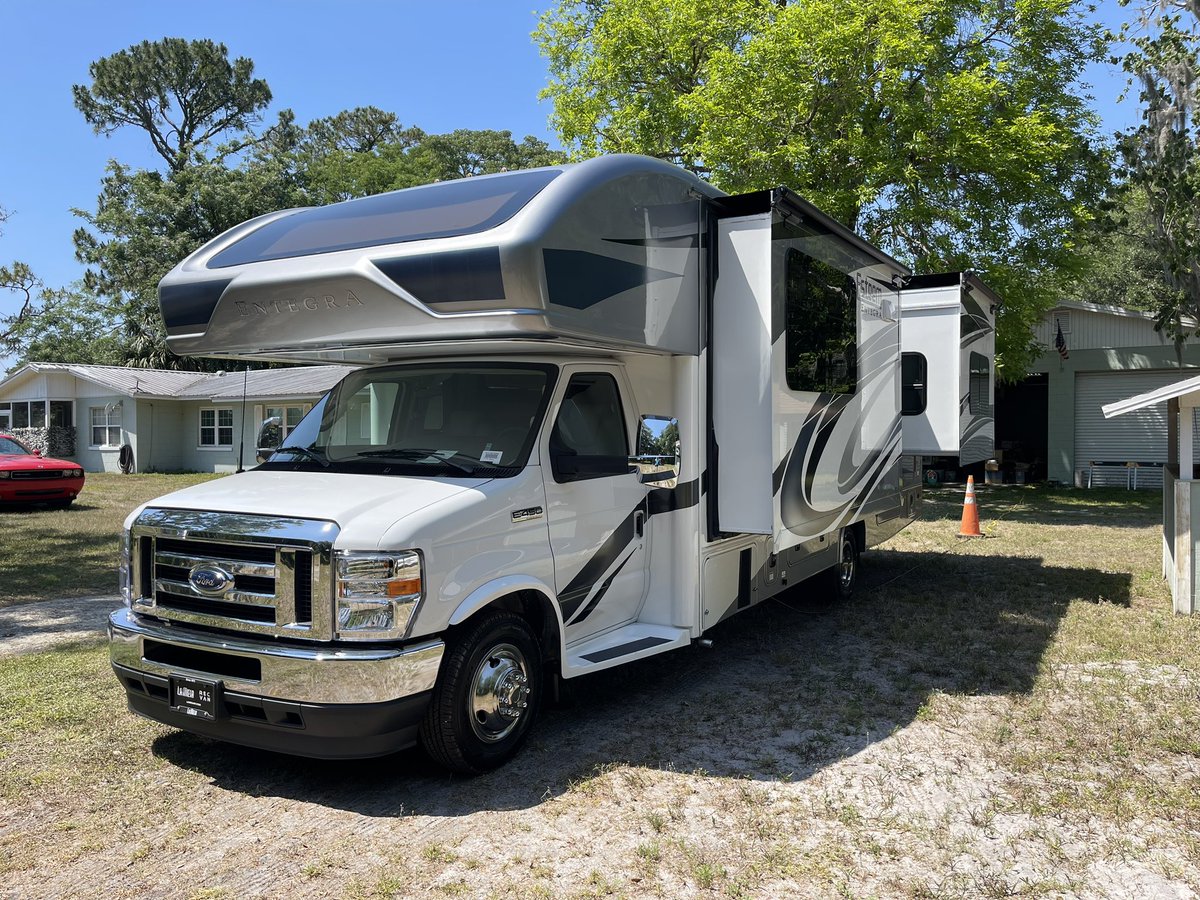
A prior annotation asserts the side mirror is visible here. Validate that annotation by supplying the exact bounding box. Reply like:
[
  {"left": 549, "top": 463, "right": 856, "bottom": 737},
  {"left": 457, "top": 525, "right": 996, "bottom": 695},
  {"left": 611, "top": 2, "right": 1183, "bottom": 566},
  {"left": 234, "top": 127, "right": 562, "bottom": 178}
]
[
  {"left": 256, "top": 416, "right": 283, "bottom": 464},
  {"left": 634, "top": 415, "right": 679, "bottom": 485}
]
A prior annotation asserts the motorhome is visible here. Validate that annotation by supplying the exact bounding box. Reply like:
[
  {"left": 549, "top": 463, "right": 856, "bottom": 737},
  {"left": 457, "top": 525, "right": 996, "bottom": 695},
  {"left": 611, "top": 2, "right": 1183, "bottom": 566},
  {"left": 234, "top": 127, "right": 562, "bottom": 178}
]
[{"left": 109, "top": 155, "right": 986, "bottom": 773}]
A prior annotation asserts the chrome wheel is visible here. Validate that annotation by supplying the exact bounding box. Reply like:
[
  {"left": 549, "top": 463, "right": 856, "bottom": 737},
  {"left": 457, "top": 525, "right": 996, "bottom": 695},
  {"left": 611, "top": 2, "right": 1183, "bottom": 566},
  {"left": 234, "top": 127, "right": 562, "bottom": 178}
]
[
  {"left": 839, "top": 539, "right": 856, "bottom": 591},
  {"left": 420, "top": 610, "right": 543, "bottom": 774},
  {"left": 834, "top": 531, "right": 858, "bottom": 599},
  {"left": 468, "top": 642, "right": 531, "bottom": 744}
]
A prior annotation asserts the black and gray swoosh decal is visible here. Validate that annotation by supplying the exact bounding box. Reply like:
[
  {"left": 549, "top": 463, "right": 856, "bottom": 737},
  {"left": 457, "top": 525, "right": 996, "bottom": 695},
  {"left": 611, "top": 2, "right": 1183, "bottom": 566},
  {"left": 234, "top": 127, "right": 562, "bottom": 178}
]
[
  {"left": 960, "top": 293, "right": 993, "bottom": 348},
  {"left": 777, "top": 384, "right": 902, "bottom": 540},
  {"left": 558, "top": 478, "right": 700, "bottom": 625}
]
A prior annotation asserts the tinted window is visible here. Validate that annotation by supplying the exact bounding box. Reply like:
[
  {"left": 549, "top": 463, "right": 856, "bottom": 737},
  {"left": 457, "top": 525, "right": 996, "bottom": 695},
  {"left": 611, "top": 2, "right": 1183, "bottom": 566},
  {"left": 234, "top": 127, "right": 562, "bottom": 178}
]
[
  {"left": 901, "top": 352, "right": 927, "bottom": 416},
  {"left": 969, "top": 351, "right": 990, "bottom": 413},
  {"left": 550, "top": 373, "right": 628, "bottom": 458},
  {"left": 271, "top": 363, "right": 556, "bottom": 477},
  {"left": 784, "top": 247, "right": 858, "bottom": 394},
  {"left": 208, "top": 168, "right": 561, "bottom": 268}
]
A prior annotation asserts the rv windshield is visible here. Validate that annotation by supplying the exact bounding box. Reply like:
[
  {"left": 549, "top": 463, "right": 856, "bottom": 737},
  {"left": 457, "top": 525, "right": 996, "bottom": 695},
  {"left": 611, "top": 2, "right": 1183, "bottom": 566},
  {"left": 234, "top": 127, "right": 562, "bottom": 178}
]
[
  {"left": 207, "top": 169, "right": 561, "bottom": 268},
  {"left": 266, "top": 363, "right": 557, "bottom": 478}
]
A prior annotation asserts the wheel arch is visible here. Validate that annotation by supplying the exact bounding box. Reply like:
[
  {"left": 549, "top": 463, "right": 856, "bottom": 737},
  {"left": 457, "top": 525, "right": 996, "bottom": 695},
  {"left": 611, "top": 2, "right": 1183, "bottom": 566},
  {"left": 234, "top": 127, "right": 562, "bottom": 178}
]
[{"left": 447, "top": 577, "right": 564, "bottom": 668}]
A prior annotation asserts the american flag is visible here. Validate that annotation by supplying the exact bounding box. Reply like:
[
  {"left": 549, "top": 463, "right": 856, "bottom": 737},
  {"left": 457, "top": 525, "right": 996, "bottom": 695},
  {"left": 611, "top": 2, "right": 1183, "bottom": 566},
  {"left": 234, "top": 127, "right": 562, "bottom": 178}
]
[{"left": 1054, "top": 320, "right": 1069, "bottom": 360}]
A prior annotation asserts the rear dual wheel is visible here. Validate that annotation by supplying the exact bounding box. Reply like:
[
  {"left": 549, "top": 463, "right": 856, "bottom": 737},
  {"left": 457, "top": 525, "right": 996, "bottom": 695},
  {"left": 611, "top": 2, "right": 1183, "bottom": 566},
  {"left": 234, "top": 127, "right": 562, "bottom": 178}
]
[
  {"left": 420, "top": 610, "right": 542, "bottom": 774},
  {"left": 826, "top": 529, "right": 859, "bottom": 601}
]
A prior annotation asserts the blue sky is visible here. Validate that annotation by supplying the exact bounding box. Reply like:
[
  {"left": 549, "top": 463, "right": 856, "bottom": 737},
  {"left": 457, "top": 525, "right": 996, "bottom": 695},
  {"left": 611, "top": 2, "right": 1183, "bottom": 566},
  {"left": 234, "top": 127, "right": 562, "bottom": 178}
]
[{"left": 0, "top": 0, "right": 1140, "bottom": 297}]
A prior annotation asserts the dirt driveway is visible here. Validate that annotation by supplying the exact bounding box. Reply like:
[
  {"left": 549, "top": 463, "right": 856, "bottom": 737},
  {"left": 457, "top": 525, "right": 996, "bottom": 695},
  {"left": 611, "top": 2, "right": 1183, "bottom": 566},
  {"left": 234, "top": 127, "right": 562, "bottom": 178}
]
[{"left": 2, "top": 488, "right": 1198, "bottom": 899}]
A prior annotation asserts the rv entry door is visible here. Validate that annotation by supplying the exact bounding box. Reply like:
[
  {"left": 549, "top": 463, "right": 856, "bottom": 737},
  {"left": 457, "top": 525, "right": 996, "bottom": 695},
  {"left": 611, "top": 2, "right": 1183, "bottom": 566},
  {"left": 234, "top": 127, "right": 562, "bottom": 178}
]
[{"left": 542, "top": 367, "right": 649, "bottom": 643}]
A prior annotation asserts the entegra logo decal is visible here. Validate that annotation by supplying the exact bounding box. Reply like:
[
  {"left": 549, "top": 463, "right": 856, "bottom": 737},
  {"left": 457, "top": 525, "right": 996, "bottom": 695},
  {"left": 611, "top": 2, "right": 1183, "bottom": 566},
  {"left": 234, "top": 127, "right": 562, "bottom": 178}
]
[
  {"left": 233, "top": 290, "right": 365, "bottom": 317},
  {"left": 188, "top": 564, "right": 235, "bottom": 596}
]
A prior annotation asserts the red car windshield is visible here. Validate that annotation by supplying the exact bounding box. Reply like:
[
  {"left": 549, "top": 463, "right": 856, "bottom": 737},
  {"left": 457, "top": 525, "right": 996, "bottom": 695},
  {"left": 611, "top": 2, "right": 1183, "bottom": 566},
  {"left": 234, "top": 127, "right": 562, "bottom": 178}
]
[{"left": 0, "top": 436, "right": 31, "bottom": 455}]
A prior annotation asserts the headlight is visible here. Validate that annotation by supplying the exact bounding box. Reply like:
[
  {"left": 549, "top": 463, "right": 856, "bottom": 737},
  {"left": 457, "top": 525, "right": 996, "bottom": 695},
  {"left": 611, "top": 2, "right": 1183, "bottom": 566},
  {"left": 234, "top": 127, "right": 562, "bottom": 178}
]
[
  {"left": 63, "top": 468, "right": 83, "bottom": 478},
  {"left": 118, "top": 530, "right": 132, "bottom": 607},
  {"left": 0, "top": 472, "right": 9, "bottom": 479},
  {"left": 335, "top": 550, "right": 423, "bottom": 640}
]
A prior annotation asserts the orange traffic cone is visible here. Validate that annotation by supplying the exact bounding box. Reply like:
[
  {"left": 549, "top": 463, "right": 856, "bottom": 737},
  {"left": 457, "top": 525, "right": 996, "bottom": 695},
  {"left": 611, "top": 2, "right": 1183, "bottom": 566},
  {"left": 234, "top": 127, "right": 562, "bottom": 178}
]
[{"left": 958, "top": 475, "right": 984, "bottom": 538}]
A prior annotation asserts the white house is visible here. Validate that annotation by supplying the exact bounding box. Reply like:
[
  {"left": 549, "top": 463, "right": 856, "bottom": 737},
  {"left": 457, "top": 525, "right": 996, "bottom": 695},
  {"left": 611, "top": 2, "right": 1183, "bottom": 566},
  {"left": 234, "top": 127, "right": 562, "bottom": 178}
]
[{"left": 0, "top": 363, "right": 353, "bottom": 473}]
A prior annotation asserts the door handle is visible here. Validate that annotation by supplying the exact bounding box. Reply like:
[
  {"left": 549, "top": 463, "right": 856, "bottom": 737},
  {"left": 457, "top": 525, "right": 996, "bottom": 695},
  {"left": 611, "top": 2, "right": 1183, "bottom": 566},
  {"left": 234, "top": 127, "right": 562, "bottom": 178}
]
[{"left": 634, "top": 510, "right": 645, "bottom": 538}]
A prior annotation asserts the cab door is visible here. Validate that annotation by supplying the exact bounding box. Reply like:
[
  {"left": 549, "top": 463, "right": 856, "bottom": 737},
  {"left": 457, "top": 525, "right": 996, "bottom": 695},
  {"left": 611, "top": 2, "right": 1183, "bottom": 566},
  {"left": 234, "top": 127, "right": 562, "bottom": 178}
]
[{"left": 542, "top": 366, "right": 649, "bottom": 643}]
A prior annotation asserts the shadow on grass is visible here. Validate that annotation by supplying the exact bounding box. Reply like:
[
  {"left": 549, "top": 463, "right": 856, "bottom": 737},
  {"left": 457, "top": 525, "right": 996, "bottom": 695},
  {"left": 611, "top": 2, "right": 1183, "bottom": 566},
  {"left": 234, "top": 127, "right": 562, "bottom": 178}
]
[
  {"left": 0, "top": 525, "right": 119, "bottom": 602},
  {"left": 151, "top": 548, "right": 1128, "bottom": 817},
  {"left": 923, "top": 484, "right": 1161, "bottom": 529}
]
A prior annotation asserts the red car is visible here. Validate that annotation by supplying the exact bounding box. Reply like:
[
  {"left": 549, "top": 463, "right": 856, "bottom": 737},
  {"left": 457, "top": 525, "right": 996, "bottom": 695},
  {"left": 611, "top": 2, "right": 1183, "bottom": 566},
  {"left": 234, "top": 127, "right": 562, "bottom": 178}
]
[{"left": 0, "top": 433, "right": 86, "bottom": 507}]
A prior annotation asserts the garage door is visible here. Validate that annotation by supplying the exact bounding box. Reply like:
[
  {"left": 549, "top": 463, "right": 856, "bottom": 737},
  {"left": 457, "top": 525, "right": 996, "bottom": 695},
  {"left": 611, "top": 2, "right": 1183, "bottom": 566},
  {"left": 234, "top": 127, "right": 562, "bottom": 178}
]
[{"left": 1075, "top": 370, "right": 1200, "bottom": 488}]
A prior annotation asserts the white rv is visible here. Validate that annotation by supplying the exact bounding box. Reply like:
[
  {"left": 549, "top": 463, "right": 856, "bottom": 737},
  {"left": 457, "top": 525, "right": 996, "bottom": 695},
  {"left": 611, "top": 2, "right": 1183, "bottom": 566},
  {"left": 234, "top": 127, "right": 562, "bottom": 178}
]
[
  {"left": 109, "top": 155, "right": 977, "bottom": 772},
  {"left": 898, "top": 273, "right": 998, "bottom": 466}
]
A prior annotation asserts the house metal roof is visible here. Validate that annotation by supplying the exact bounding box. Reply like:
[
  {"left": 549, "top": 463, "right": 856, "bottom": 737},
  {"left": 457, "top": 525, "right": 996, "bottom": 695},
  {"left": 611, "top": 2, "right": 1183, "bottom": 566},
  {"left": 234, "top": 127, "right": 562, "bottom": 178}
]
[
  {"left": 1, "top": 363, "right": 353, "bottom": 401},
  {"left": 175, "top": 366, "right": 356, "bottom": 400}
]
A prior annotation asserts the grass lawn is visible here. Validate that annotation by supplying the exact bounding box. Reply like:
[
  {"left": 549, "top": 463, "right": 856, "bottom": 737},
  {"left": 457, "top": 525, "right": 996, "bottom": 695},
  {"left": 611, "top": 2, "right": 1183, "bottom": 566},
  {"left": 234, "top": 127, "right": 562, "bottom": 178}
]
[
  {"left": 0, "top": 472, "right": 222, "bottom": 606},
  {"left": 2, "top": 484, "right": 1199, "bottom": 897}
]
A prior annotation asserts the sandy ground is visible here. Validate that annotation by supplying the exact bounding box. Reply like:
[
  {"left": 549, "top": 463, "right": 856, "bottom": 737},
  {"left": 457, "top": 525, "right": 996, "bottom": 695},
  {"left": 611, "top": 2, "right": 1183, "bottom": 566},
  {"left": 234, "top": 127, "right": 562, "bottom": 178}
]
[
  {"left": 0, "top": 594, "right": 116, "bottom": 657},
  {"left": 3, "top": 516, "right": 1199, "bottom": 898}
]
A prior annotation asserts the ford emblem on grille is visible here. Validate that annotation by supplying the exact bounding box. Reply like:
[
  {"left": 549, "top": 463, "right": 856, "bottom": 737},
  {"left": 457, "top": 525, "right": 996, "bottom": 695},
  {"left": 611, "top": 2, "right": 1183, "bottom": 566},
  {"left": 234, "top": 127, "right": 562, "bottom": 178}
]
[{"left": 189, "top": 564, "right": 234, "bottom": 596}]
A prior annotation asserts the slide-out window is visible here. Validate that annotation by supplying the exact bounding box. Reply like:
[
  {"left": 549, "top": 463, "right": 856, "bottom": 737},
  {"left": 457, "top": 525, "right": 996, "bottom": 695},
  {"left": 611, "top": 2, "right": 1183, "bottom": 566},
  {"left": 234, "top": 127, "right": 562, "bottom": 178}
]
[
  {"left": 783, "top": 246, "right": 858, "bottom": 395},
  {"left": 968, "top": 351, "right": 990, "bottom": 413},
  {"left": 901, "top": 352, "right": 927, "bottom": 416}
]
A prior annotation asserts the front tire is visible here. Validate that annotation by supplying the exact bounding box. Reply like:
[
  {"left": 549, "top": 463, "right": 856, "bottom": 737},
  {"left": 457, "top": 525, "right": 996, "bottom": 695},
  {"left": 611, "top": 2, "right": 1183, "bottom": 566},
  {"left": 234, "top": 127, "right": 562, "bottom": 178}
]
[{"left": 420, "top": 610, "right": 542, "bottom": 774}]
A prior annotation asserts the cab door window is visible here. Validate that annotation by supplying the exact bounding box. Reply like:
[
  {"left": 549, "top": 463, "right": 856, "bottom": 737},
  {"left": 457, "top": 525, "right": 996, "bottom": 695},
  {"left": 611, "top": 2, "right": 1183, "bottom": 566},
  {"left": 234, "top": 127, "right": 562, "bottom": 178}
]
[{"left": 549, "top": 373, "right": 631, "bottom": 481}]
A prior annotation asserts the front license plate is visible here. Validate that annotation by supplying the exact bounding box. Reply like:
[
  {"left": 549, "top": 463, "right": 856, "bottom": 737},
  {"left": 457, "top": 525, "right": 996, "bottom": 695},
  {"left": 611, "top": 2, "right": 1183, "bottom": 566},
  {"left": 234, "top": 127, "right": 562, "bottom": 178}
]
[{"left": 169, "top": 675, "right": 220, "bottom": 720}]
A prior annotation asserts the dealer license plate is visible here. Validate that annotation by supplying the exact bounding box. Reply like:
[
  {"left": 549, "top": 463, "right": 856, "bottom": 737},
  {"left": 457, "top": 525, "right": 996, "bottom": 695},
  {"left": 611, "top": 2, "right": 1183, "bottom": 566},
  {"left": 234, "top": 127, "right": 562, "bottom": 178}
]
[{"left": 169, "top": 675, "right": 219, "bottom": 720}]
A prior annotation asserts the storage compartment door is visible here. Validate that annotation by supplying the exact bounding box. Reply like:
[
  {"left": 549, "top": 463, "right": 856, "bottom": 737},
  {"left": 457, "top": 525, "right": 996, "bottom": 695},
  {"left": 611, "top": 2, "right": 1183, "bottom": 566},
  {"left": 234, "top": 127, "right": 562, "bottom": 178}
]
[{"left": 712, "top": 212, "right": 773, "bottom": 534}]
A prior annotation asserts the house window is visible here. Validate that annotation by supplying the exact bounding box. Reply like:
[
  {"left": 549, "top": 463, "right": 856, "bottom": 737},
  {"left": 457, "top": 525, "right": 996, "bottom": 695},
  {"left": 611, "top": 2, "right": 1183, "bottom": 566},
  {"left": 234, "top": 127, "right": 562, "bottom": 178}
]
[
  {"left": 49, "top": 401, "right": 73, "bottom": 428},
  {"left": 0, "top": 403, "right": 9, "bottom": 430},
  {"left": 263, "top": 405, "right": 310, "bottom": 440},
  {"left": 90, "top": 406, "right": 122, "bottom": 447},
  {"left": 199, "top": 408, "right": 235, "bottom": 447}
]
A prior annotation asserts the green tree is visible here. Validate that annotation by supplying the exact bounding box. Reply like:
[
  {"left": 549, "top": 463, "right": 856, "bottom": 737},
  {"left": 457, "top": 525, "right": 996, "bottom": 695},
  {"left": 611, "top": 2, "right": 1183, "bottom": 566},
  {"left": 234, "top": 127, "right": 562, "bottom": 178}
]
[
  {"left": 1057, "top": 187, "right": 1184, "bottom": 315},
  {"left": 72, "top": 38, "right": 273, "bottom": 173},
  {"left": 70, "top": 39, "right": 299, "bottom": 369},
  {"left": 1119, "top": 1, "right": 1200, "bottom": 340},
  {"left": 296, "top": 123, "right": 565, "bottom": 203},
  {"left": 73, "top": 155, "right": 305, "bottom": 369},
  {"left": 535, "top": 0, "right": 1111, "bottom": 374},
  {"left": 6, "top": 286, "right": 124, "bottom": 367}
]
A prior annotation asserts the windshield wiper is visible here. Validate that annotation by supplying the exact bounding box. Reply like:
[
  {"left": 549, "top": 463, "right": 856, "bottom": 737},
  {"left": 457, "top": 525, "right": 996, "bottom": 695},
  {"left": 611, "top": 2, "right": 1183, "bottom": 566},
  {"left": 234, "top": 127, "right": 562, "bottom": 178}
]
[
  {"left": 271, "top": 445, "right": 329, "bottom": 468},
  {"left": 355, "top": 448, "right": 482, "bottom": 474}
]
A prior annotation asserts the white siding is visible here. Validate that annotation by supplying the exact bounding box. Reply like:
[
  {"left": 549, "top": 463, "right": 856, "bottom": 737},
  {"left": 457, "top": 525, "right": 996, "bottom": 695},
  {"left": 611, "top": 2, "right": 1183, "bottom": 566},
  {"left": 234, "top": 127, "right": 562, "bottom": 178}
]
[
  {"left": 1075, "top": 371, "right": 1200, "bottom": 488},
  {"left": 1035, "top": 306, "right": 1173, "bottom": 351}
]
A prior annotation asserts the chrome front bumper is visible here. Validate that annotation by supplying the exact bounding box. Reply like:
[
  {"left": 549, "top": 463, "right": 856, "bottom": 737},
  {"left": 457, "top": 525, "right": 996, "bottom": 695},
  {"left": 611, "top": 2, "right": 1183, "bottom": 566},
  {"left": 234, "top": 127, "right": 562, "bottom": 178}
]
[{"left": 108, "top": 607, "right": 444, "bottom": 705}]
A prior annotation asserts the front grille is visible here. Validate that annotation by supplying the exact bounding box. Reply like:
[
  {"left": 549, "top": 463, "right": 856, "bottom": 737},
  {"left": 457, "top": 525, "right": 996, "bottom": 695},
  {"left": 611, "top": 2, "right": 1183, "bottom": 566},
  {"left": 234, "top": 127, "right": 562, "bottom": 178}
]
[
  {"left": 154, "top": 590, "right": 277, "bottom": 624},
  {"left": 11, "top": 470, "right": 64, "bottom": 481},
  {"left": 294, "top": 550, "right": 313, "bottom": 623},
  {"left": 130, "top": 509, "right": 335, "bottom": 641}
]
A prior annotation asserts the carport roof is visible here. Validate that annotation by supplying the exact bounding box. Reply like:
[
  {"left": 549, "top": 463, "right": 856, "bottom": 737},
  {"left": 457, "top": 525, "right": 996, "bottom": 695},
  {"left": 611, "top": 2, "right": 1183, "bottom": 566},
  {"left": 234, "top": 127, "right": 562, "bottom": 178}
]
[{"left": 1102, "top": 372, "right": 1200, "bottom": 419}]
